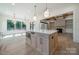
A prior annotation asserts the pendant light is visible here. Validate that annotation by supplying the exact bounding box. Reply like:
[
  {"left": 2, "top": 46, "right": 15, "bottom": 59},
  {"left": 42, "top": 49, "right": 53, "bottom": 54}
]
[
  {"left": 12, "top": 3, "right": 16, "bottom": 21},
  {"left": 44, "top": 1, "right": 50, "bottom": 18},
  {"left": 33, "top": 5, "right": 37, "bottom": 21}
]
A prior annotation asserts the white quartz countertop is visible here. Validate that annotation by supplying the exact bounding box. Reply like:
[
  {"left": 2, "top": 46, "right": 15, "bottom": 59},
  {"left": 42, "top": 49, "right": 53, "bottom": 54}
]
[{"left": 27, "top": 29, "right": 57, "bottom": 35}]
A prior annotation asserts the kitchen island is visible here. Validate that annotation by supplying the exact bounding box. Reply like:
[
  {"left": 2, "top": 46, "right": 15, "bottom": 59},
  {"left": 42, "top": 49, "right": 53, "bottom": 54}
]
[{"left": 26, "top": 30, "right": 58, "bottom": 55}]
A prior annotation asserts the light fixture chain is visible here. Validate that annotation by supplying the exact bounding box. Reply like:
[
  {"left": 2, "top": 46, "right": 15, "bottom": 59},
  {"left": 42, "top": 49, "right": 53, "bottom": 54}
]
[
  {"left": 34, "top": 5, "right": 37, "bottom": 16},
  {"left": 46, "top": 0, "right": 47, "bottom": 10},
  {"left": 12, "top": 3, "right": 16, "bottom": 19}
]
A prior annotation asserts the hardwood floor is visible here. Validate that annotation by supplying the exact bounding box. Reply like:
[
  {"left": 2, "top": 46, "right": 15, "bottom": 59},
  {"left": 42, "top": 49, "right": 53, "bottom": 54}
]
[
  {"left": 0, "top": 38, "right": 41, "bottom": 55},
  {"left": 0, "top": 33, "right": 79, "bottom": 55},
  {"left": 55, "top": 33, "right": 79, "bottom": 55}
]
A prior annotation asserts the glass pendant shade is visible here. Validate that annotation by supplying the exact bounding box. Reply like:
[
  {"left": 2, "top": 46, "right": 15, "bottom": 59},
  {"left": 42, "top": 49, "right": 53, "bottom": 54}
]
[
  {"left": 44, "top": 9, "right": 49, "bottom": 17},
  {"left": 33, "top": 16, "right": 37, "bottom": 21}
]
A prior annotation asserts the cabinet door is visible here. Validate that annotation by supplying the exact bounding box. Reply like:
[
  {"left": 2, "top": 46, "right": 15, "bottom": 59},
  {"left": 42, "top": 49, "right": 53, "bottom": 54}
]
[
  {"left": 26, "top": 32, "right": 32, "bottom": 45},
  {"left": 41, "top": 38, "right": 49, "bottom": 55},
  {"left": 38, "top": 34, "right": 49, "bottom": 55},
  {"left": 53, "top": 33, "right": 59, "bottom": 53},
  {"left": 49, "top": 34, "right": 54, "bottom": 54},
  {"left": 49, "top": 33, "right": 59, "bottom": 54},
  {"left": 36, "top": 36, "right": 41, "bottom": 52},
  {"left": 31, "top": 32, "right": 37, "bottom": 49}
]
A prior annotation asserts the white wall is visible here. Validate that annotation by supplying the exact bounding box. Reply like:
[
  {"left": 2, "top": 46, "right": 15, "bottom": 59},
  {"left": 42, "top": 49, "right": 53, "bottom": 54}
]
[{"left": 73, "top": 7, "right": 79, "bottom": 43}]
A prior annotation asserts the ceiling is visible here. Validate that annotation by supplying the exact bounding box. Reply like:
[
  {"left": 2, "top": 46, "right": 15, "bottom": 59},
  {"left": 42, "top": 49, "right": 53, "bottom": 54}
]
[{"left": 0, "top": 3, "right": 78, "bottom": 20}]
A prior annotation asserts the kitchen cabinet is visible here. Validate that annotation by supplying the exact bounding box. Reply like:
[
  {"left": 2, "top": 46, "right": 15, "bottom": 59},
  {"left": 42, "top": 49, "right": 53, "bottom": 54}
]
[
  {"left": 31, "top": 32, "right": 37, "bottom": 49},
  {"left": 39, "top": 34, "right": 49, "bottom": 54},
  {"left": 49, "top": 32, "right": 59, "bottom": 54},
  {"left": 26, "top": 32, "right": 32, "bottom": 45},
  {"left": 26, "top": 30, "right": 58, "bottom": 55}
]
